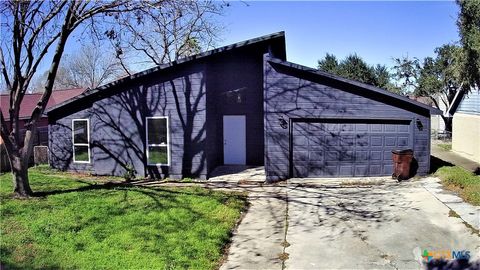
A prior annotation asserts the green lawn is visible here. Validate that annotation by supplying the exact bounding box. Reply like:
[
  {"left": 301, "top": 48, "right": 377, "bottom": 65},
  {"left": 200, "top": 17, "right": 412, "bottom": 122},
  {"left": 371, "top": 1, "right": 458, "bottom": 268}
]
[
  {"left": 435, "top": 166, "right": 480, "bottom": 206},
  {"left": 437, "top": 143, "right": 452, "bottom": 151},
  {"left": 0, "top": 167, "right": 247, "bottom": 269}
]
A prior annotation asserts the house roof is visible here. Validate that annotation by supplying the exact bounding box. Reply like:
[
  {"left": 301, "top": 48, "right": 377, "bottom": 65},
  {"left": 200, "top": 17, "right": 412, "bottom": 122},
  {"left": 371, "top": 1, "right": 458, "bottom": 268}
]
[
  {"left": 447, "top": 89, "right": 467, "bottom": 116},
  {"left": 46, "top": 31, "right": 287, "bottom": 115},
  {"left": 1, "top": 88, "right": 85, "bottom": 120},
  {"left": 265, "top": 56, "right": 443, "bottom": 115},
  {"left": 410, "top": 96, "right": 434, "bottom": 107},
  {"left": 448, "top": 88, "right": 480, "bottom": 116}
]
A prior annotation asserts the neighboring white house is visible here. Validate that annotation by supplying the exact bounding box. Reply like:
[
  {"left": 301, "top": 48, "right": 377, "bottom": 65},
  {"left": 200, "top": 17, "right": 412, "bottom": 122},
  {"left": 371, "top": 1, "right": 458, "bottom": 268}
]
[
  {"left": 431, "top": 94, "right": 448, "bottom": 134},
  {"left": 449, "top": 89, "right": 480, "bottom": 163},
  {"left": 412, "top": 95, "right": 448, "bottom": 136}
]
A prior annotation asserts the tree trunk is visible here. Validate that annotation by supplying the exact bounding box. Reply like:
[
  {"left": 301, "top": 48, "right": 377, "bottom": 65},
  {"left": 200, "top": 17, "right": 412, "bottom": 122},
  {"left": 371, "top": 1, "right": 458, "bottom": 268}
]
[
  {"left": 442, "top": 115, "right": 453, "bottom": 133},
  {"left": 10, "top": 154, "right": 33, "bottom": 197}
]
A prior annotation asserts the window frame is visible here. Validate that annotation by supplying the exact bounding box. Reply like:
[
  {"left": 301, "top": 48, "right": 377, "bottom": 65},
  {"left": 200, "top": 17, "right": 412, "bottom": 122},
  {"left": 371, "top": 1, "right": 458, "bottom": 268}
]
[
  {"left": 146, "top": 116, "right": 170, "bottom": 166},
  {"left": 72, "top": 119, "right": 91, "bottom": 164}
]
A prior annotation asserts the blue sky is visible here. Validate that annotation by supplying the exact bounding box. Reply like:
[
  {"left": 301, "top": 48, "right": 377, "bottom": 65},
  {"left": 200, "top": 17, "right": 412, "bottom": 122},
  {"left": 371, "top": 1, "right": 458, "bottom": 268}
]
[
  {"left": 218, "top": 1, "right": 460, "bottom": 68},
  {"left": 30, "top": 1, "right": 461, "bottom": 83}
]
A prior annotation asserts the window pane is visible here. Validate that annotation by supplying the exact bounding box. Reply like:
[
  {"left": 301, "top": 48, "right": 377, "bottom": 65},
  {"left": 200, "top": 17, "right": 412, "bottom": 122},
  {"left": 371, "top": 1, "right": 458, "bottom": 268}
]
[
  {"left": 148, "top": 146, "right": 168, "bottom": 164},
  {"left": 73, "top": 121, "right": 88, "bottom": 144},
  {"left": 148, "top": 118, "right": 167, "bottom": 144},
  {"left": 74, "top": 146, "right": 89, "bottom": 162}
]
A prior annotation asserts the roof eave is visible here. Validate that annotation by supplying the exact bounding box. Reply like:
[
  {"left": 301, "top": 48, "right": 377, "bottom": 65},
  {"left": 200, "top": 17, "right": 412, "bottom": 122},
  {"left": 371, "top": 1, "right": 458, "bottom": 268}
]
[
  {"left": 46, "top": 31, "right": 286, "bottom": 115},
  {"left": 266, "top": 56, "right": 443, "bottom": 115}
]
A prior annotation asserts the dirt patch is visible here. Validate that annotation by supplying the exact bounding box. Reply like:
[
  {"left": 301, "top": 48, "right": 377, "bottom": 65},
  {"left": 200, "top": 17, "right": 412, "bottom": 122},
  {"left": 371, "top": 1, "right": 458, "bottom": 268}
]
[
  {"left": 278, "top": 252, "right": 289, "bottom": 261},
  {"left": 280, "top": 240, "right": 290, "bottom": 247},
  {"left": 448, "top": 209, "right": 460, "bottom": 218}
]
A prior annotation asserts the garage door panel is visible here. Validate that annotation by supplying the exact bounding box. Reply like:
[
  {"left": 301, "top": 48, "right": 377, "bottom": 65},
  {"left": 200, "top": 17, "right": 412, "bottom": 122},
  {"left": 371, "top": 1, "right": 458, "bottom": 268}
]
[
  {"left": 355, "top": 165, "right": 369, "bottom": 176},
  {"left": 293, "top": 151, "right": 308, "bottom": 162},
  {"left": 293, "top": 165, "right": 308, "bottom": 178},
  {"left": 340, "top": 124, "right": 354, "bottom": 132},
  {"left": 326, "top": 124, "right": 339, "bottom": 132},
  {"left": 370, "top": 124, "right": 383, "bottom": 132},
  {"left": 339, "top": 166, "right": 354, "bottom": 176},
  {"left": 383, "top": 150, "right": 392, "bottom": 160},
  {"left": 383, "top": 164, "right": 394, "bottom": 175},
  {"left": 308, "top": 123, "right": 324, "bottom": 131},
  {"left": 398, "top": 125, "right": 409, "bottom": 132},
  {"left": 326, "top": 151, "right": 339, "bottom": 161},
  {"left": 293, "top": 136, "right": 308, "bottom": 146},
  {"left": 309, "top": 136, "right": 324, "bottom": 146},
  {"left": 292, "top": 120, "right": 411, "bottom": 178},
  {"left": 355, "top": 151, "right": 368, "bottom": 161},
  {"left": 385, "top": 124, "right": 397, "bottom": 132},
  {"left": 356, "top": 124, "right": 368, "bottom": 132},
  {"left": 339, "top": 151, "right": 354, "bottom": 161},
  {"left": 309, "top": 151, "right": 324, "bottom": 161},
  {"left": 398, "top": 137, "right": 409, "bottom": 147},
  {"left": 326, "top": 135, "right": 339, "bottom": 146},
  {"left": 370, "top": 151, "right": 383, "bottom": 160},
  {"left": 323, "top": 165, "right": 338, "bottom": 176},
  {"left": 369, "top": 165, "right": 382, "bottom": 175},
  {"left": 340, "top": 136, "right": 355, "bottom": 146},
  {"left": 356, "top": 135, "right": 369, "bottom": 147},
  {"left": 371, "top": 136, "right": 383, "bottom": 147},
  {"left": 385, "top": 137, "right": 397, "bottom": 146}
]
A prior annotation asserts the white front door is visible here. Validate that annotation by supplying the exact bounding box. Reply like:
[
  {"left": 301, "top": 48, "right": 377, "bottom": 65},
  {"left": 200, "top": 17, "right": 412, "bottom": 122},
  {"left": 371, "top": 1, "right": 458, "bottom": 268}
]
[{"left": 223, "top": 115, "right": 246, "bottom": 165}]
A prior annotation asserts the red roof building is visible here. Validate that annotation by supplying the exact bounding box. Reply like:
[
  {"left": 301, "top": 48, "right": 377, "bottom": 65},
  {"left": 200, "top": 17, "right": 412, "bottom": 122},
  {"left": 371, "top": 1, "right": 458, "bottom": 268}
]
[{"left": 0, "top": 88, "right": 85, "bottom": 145}]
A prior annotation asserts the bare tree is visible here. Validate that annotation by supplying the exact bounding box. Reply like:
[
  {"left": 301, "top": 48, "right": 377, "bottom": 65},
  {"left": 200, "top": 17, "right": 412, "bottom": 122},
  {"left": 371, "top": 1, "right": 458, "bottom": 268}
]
[
  {"left": 0, "top": 1, "right": 145, "bottom": 197},
  {"left": 110, "top": 0, "right": 226, "bottom": 70},
  {"left": 32, "top": 44, "right": 123, "bottom": 90},
  {"left": 0, "top": 0, "right": 225, "bottom": 197}
]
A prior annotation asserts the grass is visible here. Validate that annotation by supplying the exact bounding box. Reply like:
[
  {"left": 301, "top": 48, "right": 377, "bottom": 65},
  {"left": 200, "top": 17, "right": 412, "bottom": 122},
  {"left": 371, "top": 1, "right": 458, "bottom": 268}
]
[
  {"left": 0, "top": 167, "right": 248, "bottom": 269},
  {"left": 435, "top": 166, "right": 480, "bottom": 206},
  {"left": 437, "top": 143, "right": 452, "bottom": 151}
]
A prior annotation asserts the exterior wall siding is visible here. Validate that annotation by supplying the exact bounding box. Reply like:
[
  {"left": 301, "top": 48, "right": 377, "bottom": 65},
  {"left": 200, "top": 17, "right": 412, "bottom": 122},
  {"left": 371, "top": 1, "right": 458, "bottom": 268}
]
[
  {"left": 50, "top": 63, "right": 208, "bottom": 179},
  {"left": 49, "top": 108, "right": 94, "bottom": 173},
  {"left": 263, "top": 57, "right": 431, "bottom": 181},
  {"left": 457, "top": 89, "right": 480, "bottom": 115},
  {"left": 206, "top": 48, "right": 265, "bottom": 169}
]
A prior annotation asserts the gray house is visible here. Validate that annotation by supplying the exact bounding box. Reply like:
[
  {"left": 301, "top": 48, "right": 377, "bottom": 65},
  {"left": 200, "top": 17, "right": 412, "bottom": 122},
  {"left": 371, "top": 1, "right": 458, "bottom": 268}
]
[{"left": 47, "top": 32, "right": 441, "bottom": 181}]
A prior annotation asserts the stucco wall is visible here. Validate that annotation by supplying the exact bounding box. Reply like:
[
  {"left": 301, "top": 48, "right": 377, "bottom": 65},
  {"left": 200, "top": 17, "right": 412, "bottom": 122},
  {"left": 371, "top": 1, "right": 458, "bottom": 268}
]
[{"left": 452, "top": 113, "right": 480, "bottom": 163}]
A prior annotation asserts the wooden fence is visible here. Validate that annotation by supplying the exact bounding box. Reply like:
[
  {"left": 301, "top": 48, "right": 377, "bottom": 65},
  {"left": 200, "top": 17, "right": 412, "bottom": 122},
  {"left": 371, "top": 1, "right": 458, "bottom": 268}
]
[{"left": 0, "top": 127, "right": 48, "bottom": 173}]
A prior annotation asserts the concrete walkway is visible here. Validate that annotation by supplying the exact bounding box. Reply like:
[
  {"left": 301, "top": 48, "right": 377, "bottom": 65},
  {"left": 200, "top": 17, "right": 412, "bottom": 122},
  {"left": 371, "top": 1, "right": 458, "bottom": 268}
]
[
  {"left": 284, "top": 179, "right": 479, "bottom": 269},
  {"left": 131, "top": 166, "right": 480, "bottom": 269},
  {"left": 431, "top": 144, "right": 480, "bottom": 173},
  {"left": 206, "top": 167, "right": 480, "bottom": 270},
  {"left": 421, "top": 176, "right": 480, "bottom": 231},
  {"left": 219, "top": 185, "right": 286, "bottom": 270}
]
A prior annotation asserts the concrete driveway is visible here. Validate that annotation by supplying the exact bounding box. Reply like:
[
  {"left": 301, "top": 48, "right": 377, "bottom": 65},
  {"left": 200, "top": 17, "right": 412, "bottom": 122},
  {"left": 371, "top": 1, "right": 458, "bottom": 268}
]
[{"left": 221, "top": 175, "right": 480, "bottom": 270}]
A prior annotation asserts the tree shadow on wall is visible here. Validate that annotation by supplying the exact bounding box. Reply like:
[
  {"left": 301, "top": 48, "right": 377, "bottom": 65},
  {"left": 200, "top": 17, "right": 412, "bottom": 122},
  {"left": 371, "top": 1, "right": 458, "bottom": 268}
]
[
  {"left": 90, "top": 70, "right": 207, "bottom": 179},
  {"left": 263, "top": 63, "right": 414, "bottom": 179},
  {"left": 51, "top": 67, "right": 207, "bottom": 180}
]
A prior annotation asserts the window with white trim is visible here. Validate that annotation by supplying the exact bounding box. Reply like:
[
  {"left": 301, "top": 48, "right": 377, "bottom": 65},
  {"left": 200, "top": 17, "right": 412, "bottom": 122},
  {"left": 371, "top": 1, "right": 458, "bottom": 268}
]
[
  {"left": 72, "top": 119, "right": 90, "bottom": 163},
  {"left": 146, "top": 116, "right": 170, "bottom": 165}
]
